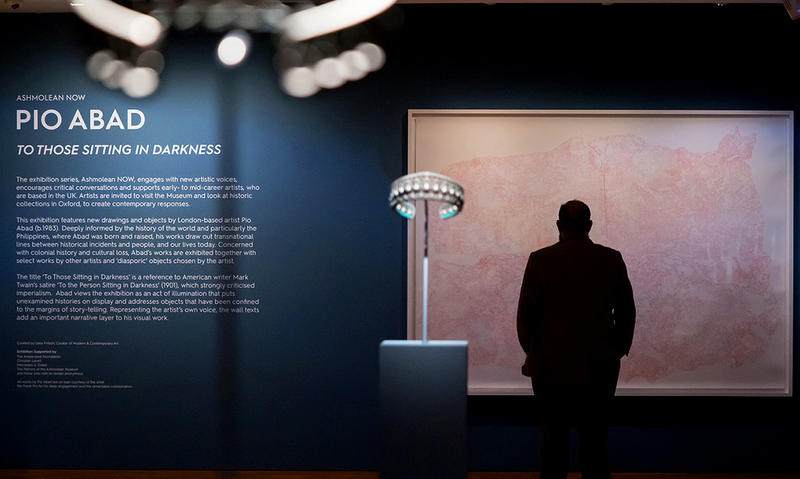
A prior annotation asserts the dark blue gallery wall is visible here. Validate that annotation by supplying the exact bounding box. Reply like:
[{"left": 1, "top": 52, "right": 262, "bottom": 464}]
[
  {"left": 0, "top": 3, "right": 798, "bottom": 472},
  {"left": 1, "top": 14, "right": 407, "bottom": 470}
]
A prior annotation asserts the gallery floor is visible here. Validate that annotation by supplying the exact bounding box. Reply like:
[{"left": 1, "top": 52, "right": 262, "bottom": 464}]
[{"left": 2, "top": 472, "right": 800, "bottom": 478}]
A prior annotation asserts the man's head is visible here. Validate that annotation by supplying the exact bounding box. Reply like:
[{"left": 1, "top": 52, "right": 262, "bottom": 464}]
[{"left": 557, "top": 200, "right": 592, "bottom": 236}]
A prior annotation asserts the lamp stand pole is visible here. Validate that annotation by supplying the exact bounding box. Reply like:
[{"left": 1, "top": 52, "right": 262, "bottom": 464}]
[{"left": 422, "top": 199, "right": 429, "bottom": 343}]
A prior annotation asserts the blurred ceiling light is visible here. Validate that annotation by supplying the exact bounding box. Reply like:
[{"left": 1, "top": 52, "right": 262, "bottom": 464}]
[
  {"left": 136, "top": 49, "right": 165, "bottom": 73},
  {"left": 262, "top": 3, "right": 290, "bottom": 31},
  {"left": 121, "top": 67, "right": 160, "bottom": 98},
  {"left": 235, "top": 4, "right": 261, "bottom": 30},
  {"left": 277, "top": 44, "right": 305, "bottom": 70},
  {"left": 282, "top": 0, "right": 396, "bottom": 43},
  {"left": 86, "top": 49, "right": 116, "bottom": 80},
  {"left": 204, "top": 2, "right": 238, "bottom": 31},
  {"left": 71, "top": 0, "right": 162, "bottom": 47},
  {"left": 100, "top": 60, "right": 130, "bottom": 89},
  {"left": 173, "top": 3, "right": 202, "bottom": 30},
  {"left": 355, "top": 42, "right": 385, "bottom": 72},
  {"left": 217, "top": 30, "right": 250, "bottom": 66},
  {"left": 338, "top": 50, "right": 369, "bottom": 81},
  {"left": 313, "top": 57, "right": 346, "bottom": 89},
  {"left": 148, "top": 8, "right": 172, "bottom": 31},
  {"left": 281, "top": 66, "right": 319, "bottom": 98}
]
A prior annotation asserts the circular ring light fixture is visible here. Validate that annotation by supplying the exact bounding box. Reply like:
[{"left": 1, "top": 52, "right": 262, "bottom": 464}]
[{"left": 389, "top": 171, "right": 464, "bottom": 220}]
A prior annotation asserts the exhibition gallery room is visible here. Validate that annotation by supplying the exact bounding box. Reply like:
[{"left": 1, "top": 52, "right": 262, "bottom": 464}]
[{"left": 1, "top": 0, "right": 799, "bottom": 477}]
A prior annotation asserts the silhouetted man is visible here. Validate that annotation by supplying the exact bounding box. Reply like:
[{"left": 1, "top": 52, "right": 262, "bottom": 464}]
[{"left": 516, "top": 200, "right": 635, "bottom": 479}]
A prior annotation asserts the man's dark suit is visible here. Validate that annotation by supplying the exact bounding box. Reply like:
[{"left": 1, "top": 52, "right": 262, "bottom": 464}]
[{"left": 516, "top": 236, "right": 635, "bottom": 479}]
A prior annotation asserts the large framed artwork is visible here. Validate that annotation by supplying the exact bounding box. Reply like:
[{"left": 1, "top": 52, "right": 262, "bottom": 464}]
[{"left": 407, "top": 110, "right": 794, "bottom": 396}]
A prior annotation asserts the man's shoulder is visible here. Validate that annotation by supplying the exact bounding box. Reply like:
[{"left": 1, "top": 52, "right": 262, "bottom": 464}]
[
  {"left": 591, "top": 242, "right": 622, "bottom": 256},
  {"left": 530, "top": 242, "right": 561, "bottom": 258},
  {"left": 530, "top": 240, "right": 622, "bottom": 259}
]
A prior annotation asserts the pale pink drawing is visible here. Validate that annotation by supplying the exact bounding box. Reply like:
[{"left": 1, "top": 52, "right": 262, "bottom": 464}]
[{"left": 425, "top": 129, "right": 783, "bottom": 390}]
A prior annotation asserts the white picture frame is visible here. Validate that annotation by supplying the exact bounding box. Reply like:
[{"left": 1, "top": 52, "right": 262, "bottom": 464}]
[{"left": 407, "top": 109, "right": 794, "bottom": 396}]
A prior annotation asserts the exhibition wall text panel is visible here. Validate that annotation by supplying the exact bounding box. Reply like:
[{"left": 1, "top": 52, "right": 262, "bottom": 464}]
[{"left": 1, "top": 19, "right": 401, "bottom": 469}]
